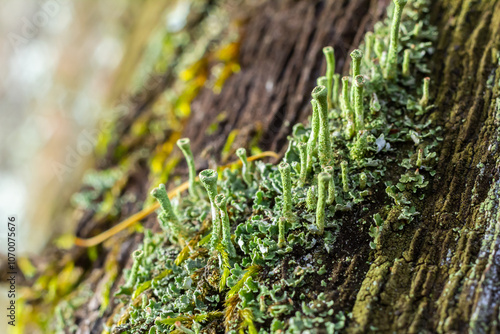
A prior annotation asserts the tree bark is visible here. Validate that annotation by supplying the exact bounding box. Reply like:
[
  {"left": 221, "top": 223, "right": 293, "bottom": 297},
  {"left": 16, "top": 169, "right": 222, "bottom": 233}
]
[{"left": 23, "top": 0, "right": 500, "bottom": 333}]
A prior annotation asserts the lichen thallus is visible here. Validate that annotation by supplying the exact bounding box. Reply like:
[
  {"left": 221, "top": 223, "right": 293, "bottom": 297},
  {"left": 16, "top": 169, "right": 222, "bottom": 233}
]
[
  {"left": 112, "top": 1, "right": 439, "bottom": 330},
  {"left": 150, "top": 0, "right": 419, "bottom": 250}
]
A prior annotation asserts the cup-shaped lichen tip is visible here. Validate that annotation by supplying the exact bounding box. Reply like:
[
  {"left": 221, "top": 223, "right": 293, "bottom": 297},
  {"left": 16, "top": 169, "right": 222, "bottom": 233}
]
[
  {"left": 312, "top": 85, "right": 327, "bottom": 100},
  {"left": 176, "top": 137, "right": 190, "bottom": 149},
  {"left": 199, "top": 169, "right": 218, "bottom": 184},
  {"left": 354, "top": 75, "right": 365, "bottom": 87},
  {"left": 350, "top": 49, "right": 363, "bottom": 60},
  {"left": 317, "top": 76, "right": 328, "bottom": 87},
  {"left": 176, "top": 138, "right": 198, "bottom": 198},
  {"left": 132, "top": 249, "right": 144, "bottom": 260},
  {"left": 214, "top": 193, "right": 226, "bottom": 208}
]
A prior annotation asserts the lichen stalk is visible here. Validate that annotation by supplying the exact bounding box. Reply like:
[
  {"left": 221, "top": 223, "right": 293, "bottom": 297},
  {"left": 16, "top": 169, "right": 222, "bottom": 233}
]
[
  {"left": 354, "top": 75, "right": 366, "bottom": 132},
  {"left": 298, "top": 142, "right": 308, "bottom": 186},
  {"left": 416, "top": 148, "right": 423, "bottom": 168},
  {"left": 350, "top": 49, "right": 363, "bottom": 104},
  {"left": 317, "top": 76, "right": 327, "bottom": 87},
  {"left": 332, "top": 74, "right": 340, "bottom": 108},
  {"left": 214, "top": 193, "right": 236, "bottom": 258},
  {"left": 341, "top": 161, "right": 349, "bottom": 193},
  {"left": 374, "top": 38, "right": 384, "bottom": 63},
  {"left": 420, "top": 77, "right": 430, "bottom": 107},
  {"left": 199, "top": 169, "right": 221, "bottom": 248},
  {"left": 279, "top": 162, "right": 293, "bottom": 220},
  {"left": 151, "top": 184, "right": 178, "bottom": 223},
  {"left": 125, "top": 250, "right": 143, "bottom": 289},
  {"left": 151, "top": 184, "right": 187, "bottom": 237},
  {"left": 350, "top": 49, "right": 363, "bottom": 79},
  {"left": 323, "top": 46, "right": 335, "bottom": 109},
  {"left": 323, "top": 166, "right": 335, "bottom": 205},
  {"left": 143, "top": 230, "right": 154, "bottom": 258},
  {"left": 177, "top": 138, "right": 198, "bottom": 199},
  {"left": 364, "top": 32, "right": 373, "bottom": 64},
  {"left": 402, "top": 49, "right": 411, "bottom": 77},
  {"left": 359, "top": 172, "right": 367, "bottom": 190},
  {"left": 316, "top": 172, "right": 331, "bottom": 235},
  {"left": 341, "top": 76, "right": 355, "bottom": 139},
  {"left": 306, "top": 186, "right": 316, "bottom": 211},
  {"left": 384, "top": 0, "right": 408, "bottom": 80},
  {"left": 306, "top": 100, "right": 320, "bottom": 174},
  {"left": 278, "top": 217, "right": 286, "bottom": 249},
  {"left": 312, "top": 85, "right": 332, "bottom": 166},
  {"left": 236, "top": 148, "right": 252, "bottom": 187}
]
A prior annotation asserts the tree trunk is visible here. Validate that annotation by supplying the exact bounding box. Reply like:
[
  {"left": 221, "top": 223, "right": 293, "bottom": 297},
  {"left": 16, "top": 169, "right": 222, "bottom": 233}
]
[{"left": 21, "top": 0, "right": 500, "bottom": 333}]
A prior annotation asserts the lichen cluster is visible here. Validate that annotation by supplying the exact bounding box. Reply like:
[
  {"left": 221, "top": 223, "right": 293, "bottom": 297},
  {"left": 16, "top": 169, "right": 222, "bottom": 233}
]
[{"left": 107, "top": 1, "right": 442, "bottom": 333}]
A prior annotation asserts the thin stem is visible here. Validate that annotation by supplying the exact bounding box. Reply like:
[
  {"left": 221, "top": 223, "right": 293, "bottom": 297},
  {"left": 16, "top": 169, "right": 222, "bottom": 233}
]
[
  {"left": 298, "top": 142, "right": 308, "bottom": 186},
  {"left": 143, "top": 229, "right": 154, "bottom": 258},
  {"left": 323, "top": 46, "right": 335, "bottom": 109},
  {"left": 350, "top": 49, "right": 363, "bottom": 105},
  {"left": 341, "top": 161, "right": 349, "bottom": 193},
  {"left": 151, "top": 184, "right": 178, "bottom": 223},
  {"left": 214, "top": 194, "right": 236, "bottom": 257},
  {"left": 332, "top": 74, "right": 340, "bottom": 108},
  {"left": 317, "top": 76, "right": 327, "bottom": 87},
  {"left": 420, "top": 77, "right": 430, "bottom": 107},
  {"left": 151, "top": 184, "right": 187, "bottom": 238},
  {"left": 177, "top": 138, "right": 198, "bottom": 199},
  {"left": 374, "top": 38, "right": 384, "bottom": 63},
  {"left": 312, "top": 85, "right": 332, "bottom": 166},
  {"left": 125, "top": 250, "right": 143, "bottom": 288},
  {"left": 306, "top": 186, "right": 316, "bottom": 211},
  {"left": 402, "top": 49, "right": 411, "bottom": 77},
  {"left": 364, "top": 32, "right": 374, "bottom": 64},
  {"left": 354, "top": 75, "right": 366, "bottom": 132},
  {"left": 416, "top": 148, "right": 423, "bottom": 168},
  {"left": 342, "top": 76, "right": 355, "bottom": 139},
  {"left": 278, "top": 217, "right": 286, "bottom": 248},
  {"left": 359, "top": 172, "right": 367, "bottom": 190},
  {"left": 351, "top": 49, "right": 363, "bottom": 78},
  {"left": 279, "top": 162, "right": 293, "bottom": 220},
  {"left": 384, "top": 0, "right": 408, "bottom": 80},
  {"left": 199, "top": 169, "right": 221, "bottom": 249},
  {"left": 341, "top": 76, "right": 350, "bottom": 118},
  {"left": 316, "top": 172, "right": 331, "bottom": 235},
  {"left": 306, "top": 100, "right": 320, "bottom": 174},
  {"left": 323, "top": 165, "right": 335, "bottom": 205},
  {"left": 236, "top": 148, "right": 252, "bottom": 187}
]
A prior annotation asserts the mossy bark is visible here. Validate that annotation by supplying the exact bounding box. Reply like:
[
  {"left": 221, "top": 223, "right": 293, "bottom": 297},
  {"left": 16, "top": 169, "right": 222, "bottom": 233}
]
[
  {"left": 24, "top": 0, "right": 500, "bottom": 333},
  {"left": 350, "top": 1, "right": 500, "bottom": 333}
]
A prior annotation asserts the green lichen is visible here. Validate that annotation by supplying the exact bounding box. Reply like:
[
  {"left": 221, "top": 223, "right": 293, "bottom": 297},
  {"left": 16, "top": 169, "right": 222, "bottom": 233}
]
[
  {"left": 177, "top": 138, "right": 199, "bottom": 199},
  {"left": 106, "top": 1, "right": 443, "bottom": 333}
]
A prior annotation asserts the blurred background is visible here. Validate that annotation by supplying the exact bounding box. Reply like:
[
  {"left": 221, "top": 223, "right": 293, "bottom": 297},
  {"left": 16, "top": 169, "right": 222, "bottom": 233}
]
[
  {"left": 0, "top": 0, "right": 182, "bottom": 255},
  {"left": 0, "top": 1, "right": 184, "bottom": 329}
]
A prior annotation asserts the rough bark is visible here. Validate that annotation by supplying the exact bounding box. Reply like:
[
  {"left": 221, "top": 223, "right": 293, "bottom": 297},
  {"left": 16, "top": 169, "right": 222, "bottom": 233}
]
[
  {"left": 22, "top": 0, "right": 500, "bottom": 333},
  {"left": 347, "top": 1, "right": 500, "bottom": 333}
]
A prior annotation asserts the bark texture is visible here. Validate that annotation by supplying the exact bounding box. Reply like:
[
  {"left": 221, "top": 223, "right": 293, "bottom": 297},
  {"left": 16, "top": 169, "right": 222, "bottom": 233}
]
[
  {"left": 348, "top": 1, "right": 500, "bottom": 333},
  {"left": 25, "top": 0, "right": 500, "bottom": 333}
]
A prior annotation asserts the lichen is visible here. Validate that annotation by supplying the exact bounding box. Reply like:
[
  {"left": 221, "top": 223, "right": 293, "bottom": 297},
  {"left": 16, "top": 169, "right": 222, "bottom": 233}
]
[{"left": 102, "top": 1, "right": 443, "bottom": 333}]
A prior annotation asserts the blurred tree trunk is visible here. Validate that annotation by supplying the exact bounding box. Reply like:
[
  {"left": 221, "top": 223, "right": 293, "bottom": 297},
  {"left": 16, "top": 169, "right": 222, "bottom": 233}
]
[{"left": 39, "top": 0, "right": 500, "bottom": 333}]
